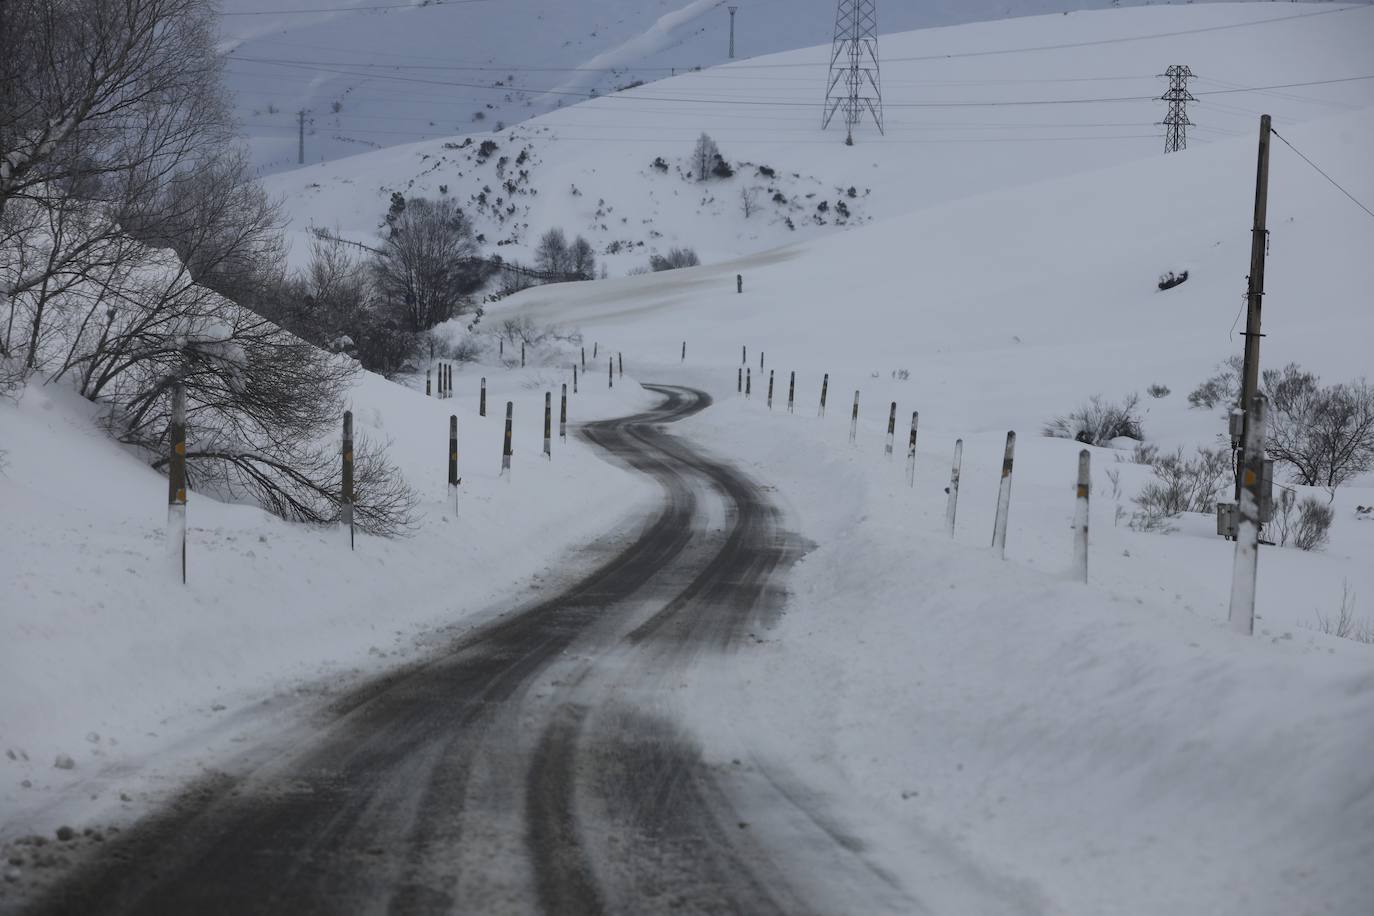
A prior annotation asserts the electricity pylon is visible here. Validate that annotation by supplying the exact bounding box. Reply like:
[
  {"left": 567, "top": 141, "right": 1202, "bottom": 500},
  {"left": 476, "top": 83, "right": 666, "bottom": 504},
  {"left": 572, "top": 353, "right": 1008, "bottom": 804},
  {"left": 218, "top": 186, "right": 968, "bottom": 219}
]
[{"left": 823, "top": 0, "right": 884, "bottom": 144}]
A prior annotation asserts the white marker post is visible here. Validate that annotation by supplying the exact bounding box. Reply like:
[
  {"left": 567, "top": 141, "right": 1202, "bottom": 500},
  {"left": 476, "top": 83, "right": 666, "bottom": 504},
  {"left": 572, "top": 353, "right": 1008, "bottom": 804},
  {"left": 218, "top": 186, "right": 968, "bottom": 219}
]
[
  {"left": 905, "top": 411, "right": 919, "bottom": 487},
  {"left": 945, "top": 438, "right": 963, "bottom": 538},
  {"left": 1229, "top": 394, "right": 1267, "bottom": 635},
  {"left": 991, "top": 431, "right": 1016, "bottom": 559},
  {"left": 1073, "top": 449, "right": 1090, "bottom": 583}
]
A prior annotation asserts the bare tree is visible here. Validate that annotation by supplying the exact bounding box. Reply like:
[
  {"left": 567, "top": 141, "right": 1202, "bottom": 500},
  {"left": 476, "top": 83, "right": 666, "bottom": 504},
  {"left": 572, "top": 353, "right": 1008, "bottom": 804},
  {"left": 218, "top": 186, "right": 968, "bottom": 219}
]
[
  {"left": 740, "top": 187, "right": 760, "bottom": 218},
  {"left": 372, "top": 196, "right": 482, "bottom": 333},
  {"left": 1266, "top": 364, "right": 1374, "bottom": 491},
  {"left": 691, "top": 133, "right": 720, "bottom": 182},
  {"left": 569, "top": 235, "right": 596, "bottom": 279},
  {"left": 535, "top": 228, "right": 569, "bottom": 275}
]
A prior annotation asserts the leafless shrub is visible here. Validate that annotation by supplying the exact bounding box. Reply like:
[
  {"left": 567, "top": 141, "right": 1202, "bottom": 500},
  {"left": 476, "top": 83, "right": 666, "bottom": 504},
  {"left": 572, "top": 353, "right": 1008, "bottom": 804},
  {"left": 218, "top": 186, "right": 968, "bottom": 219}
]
[
  {"left": 1273, "top": 488, "right": 1296, "bottom": 547},
  {"left": 1188, "top": 355, "right": 1244, "bottom": 409},
  {"left": 1129, "top": 446, "right": 1230, "bottom": 532},
  {"left": 1147, "top": 383, "right": 1171, "bottom": 399},
  {"left": 1044, "top": 393, "right": 1143, "bottom": 445},
  {"left": 648, "top": 248, "right": 701, "bottom": 272},
  {"left": 1293, "top": 496, "right": 1333, "bottom": 551},
  {"left": 1308, "top": 581, "right": 1373, "bottom": 644}
]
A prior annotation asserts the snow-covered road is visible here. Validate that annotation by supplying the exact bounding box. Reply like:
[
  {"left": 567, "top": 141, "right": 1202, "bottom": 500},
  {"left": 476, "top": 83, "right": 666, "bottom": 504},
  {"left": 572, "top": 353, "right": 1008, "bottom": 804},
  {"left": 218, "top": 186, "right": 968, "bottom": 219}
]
[{"left": 14, "top": 386, "right": 980, "bottom": 915}]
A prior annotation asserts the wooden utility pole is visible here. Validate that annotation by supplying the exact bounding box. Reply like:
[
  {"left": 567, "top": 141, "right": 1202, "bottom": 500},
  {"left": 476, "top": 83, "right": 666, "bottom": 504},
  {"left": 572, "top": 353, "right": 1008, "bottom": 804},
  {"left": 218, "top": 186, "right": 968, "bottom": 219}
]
[{"left": 1236, "top": 114, "right": 1271, "bottom": 500}]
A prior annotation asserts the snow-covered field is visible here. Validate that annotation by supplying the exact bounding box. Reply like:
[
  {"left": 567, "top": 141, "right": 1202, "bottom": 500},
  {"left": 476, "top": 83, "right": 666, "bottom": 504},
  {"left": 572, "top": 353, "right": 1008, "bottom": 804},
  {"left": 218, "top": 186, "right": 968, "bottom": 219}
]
[{"left": 260, "top": 3, "right": 1374, "bottom": 270}]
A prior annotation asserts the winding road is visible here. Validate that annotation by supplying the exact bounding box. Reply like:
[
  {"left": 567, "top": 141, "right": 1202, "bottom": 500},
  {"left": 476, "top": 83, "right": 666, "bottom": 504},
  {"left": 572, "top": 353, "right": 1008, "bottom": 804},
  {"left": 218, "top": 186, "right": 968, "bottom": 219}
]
[{"left": 23, "top": 385, "right": 920, "bottom": 916}]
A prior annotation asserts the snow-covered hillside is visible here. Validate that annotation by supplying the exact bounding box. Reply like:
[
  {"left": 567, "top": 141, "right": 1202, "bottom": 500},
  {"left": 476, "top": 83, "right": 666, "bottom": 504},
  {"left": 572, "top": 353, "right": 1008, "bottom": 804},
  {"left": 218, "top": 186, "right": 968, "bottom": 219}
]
[
  {"left": 486, "top": 103, "right": 1374, "bottom": 915},
  {"left": 260, "top": 3, "right": 1374, "bottom": 272},
  {"left": 222, "top": 0, "right": 1298, "bottom": 174}
]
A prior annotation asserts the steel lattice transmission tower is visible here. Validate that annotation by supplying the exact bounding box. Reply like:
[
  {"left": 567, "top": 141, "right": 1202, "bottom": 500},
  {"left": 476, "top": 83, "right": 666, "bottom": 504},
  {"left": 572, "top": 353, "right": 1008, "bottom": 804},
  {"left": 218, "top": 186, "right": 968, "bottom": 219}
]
[
  {"left": 1159, "top": 64, "right": 1196, "bottom": 153},
  {"left": 823, "top": 0, "right": 884, "bottom": 144}
]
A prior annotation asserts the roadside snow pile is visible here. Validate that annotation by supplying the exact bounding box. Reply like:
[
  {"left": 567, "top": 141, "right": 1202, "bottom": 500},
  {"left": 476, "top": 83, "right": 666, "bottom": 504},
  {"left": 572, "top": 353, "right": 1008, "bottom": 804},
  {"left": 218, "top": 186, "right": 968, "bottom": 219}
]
[
  {"left": 260, "top": 4, "right": 1374, "bottom": 271},
  {"left": 0, "top": 359, "right": 655, "bottom": 833}
]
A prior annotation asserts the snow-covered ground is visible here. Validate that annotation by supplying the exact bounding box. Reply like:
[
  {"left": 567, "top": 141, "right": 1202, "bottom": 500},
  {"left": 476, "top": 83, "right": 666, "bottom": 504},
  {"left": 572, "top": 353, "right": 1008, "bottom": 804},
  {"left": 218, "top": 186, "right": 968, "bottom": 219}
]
[
  {"left": 484, "top": 103, "right": 1374, "bottom": 912},
  {"left": 222, "top": 0, "right": 1291, "bottom": 174},
  {"left": 260, "top": 3, "right": 1374, "bottom": 271},
  {"left": 0, "top": 357, "right": 655, "bottom": 831},
  {"left": 3, "top": 4, "right": 1371, "bottom": 912}
]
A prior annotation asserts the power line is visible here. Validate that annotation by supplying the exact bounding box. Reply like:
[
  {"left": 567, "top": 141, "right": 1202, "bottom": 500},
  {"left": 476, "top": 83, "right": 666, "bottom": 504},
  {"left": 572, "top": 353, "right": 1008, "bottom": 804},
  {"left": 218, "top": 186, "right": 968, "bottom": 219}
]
[
  {"left": 1270, "top": 127, "right": 1374, "bottom": 221},
  {"left": 222, "top": 5, "right": 1369, "bottom": 70},
  {"left": 223, "top": 57, "right": 1374, "bottom": 108},
  {"left": 221, "top": 0, "right": 491, "bottom": 15}
]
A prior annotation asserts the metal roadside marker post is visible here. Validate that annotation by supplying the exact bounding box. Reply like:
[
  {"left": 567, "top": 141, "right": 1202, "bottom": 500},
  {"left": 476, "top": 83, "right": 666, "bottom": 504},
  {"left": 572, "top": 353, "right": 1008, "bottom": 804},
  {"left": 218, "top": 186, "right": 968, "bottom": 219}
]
[
  {"left": 788, "top": 372, "right": 796, "bottom": 413},
  {"left": 560, "top": 384, "right": 568, "bottom": 441},
  {"left": 480, "top": 377, "right": 487, "bottom": 416},
  {"left": 449, "top": 415, "right": 460, "bottom": 511}
]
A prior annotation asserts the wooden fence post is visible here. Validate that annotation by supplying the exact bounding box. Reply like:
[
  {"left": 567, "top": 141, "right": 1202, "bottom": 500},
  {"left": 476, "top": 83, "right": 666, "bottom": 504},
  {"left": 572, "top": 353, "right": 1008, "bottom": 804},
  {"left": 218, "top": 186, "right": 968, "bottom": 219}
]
[
  {"left": 168, "top": 379, "right": 187, "bottom": 582},
  {"left": 1229, "top": 394, "right": 1268, "bottom": 635},
  {"left": 480, "top": 377, "right": 487, "bottom": 416},
  {"left": 849, "top": 390, "right": 859, "bottom": 444},
  {"left": 426, "top": 369, "right": 432, "bottom": 397},
  {"left": 581, "top": 346, "right": 586, "bottom": 370},
  {"left": 767, "top": 370, "right": 774, "bottom": 410},
  {"left": 742, "top": 345, "right": 747, "bottom": 365},
  {"left": 885, "top": 402, "right": 897, "bottom": 458},
  {"left": 1074, "top": 449, "right": 1090, "bottom": 583},
  {"left": 746, "top": 368, "right": 752, "bottom": 399},
  {"left": 501, "top": 402, "right": 513, "bottom": 478},
  {"left": 608, "top": 357, "right": 613, "bottom": 388},
  {"left": 737, "top": 367, "right": 742, "bottom": 394},
  {"left": 788, "top": 371, "right": 795, "bottom": 413},
  {"left": 560, "top": 384, "right": 568, "bottom": 441},
  {"left": 521, "top": 342, "right": 526, "bottom": 368},
  {"left": 681, "top": 341, "right": 686, "bottom": 362},
  {"left": 991, "top": 431, "right": 1016, "bottom": 559},
  {"left": 819, "top": 373, "right": 828, "bottom": 417},
  {"left": 760, "top": 350, "right": 765, "bottom": 371},
  {"left": 618, "top": 352, "right": 623, "bottom": 378},
  {"left": 544, "top": 392, "right": 552, "bottom": 459},
  {"left": 906, "top": 411, "right": 919, "bottom": 486},
  {"left": 573, "top": 363, "right": 578, "bottom": 394},
  {"left": 593, "top": 342, "right": 598, "bottom": 359},
  {"left": 945, "top": 438, "right": 962, "bottom": 538}
]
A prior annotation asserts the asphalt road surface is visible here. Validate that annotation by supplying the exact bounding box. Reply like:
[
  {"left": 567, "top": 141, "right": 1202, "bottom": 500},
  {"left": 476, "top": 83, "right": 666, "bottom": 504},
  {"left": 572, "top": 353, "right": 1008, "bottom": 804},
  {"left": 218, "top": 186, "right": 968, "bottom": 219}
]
[{"left": 22, "top": 384, "right": 922, "bottom": 916}]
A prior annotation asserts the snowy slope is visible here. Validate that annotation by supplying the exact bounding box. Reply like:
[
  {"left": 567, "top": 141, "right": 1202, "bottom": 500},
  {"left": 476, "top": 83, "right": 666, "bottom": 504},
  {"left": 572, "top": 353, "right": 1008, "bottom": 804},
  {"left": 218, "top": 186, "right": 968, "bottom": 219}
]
[
  {"left": 482, "top": 106, "right": 1374, "bottom": 914},
  {"left": 221, "top": 0, "right": 1297, "bottom": 174},
  {"left": 0, "top": 358, "right": 658, "bottom": 832},
  {"left": 259, "top": 3, "right": 1374, "bottom": 273}
]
